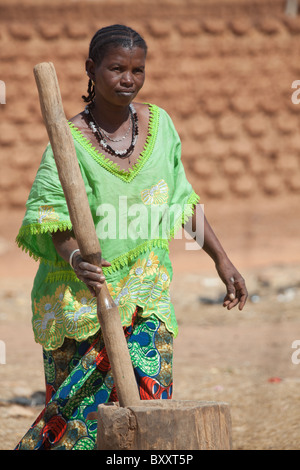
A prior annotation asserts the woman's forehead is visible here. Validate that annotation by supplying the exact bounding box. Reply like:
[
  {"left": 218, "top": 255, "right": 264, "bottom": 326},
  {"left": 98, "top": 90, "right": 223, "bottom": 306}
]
[{"left": 101, "top": 44, "right": 146, "bottom": 63}]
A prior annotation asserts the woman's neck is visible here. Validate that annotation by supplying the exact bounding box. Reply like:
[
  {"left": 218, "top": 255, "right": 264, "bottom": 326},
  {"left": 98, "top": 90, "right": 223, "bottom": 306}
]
[{"left": 91, "top": 98, "right": 131, "bottom": 133}]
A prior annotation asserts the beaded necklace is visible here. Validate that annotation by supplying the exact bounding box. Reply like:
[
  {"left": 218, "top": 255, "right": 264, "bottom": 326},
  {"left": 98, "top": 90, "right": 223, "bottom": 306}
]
[{"left": 84, "top": 103, "right": 139, "bottom": 163}]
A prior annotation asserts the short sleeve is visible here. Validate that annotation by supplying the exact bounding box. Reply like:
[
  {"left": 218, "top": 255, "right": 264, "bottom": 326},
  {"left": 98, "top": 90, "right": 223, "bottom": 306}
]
[{"left": 16, "top": 144, "right": 72, "bottom": 265}]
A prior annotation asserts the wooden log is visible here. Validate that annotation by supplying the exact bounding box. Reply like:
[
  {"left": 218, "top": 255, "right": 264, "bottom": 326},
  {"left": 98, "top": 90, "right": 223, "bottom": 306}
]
[
  {"left": 97, "top": 400, "right": 232, "bottom": 450},
  {"left": 33, "top": 62, "right": 140, "bottom": 408}
]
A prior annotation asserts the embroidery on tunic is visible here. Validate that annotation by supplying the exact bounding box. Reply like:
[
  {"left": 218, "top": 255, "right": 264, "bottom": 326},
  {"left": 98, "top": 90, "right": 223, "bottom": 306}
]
[
  {"left": 32, "top": 252, "right": 173, "bottom": 349},
  {"left": 141, "top": 179, "right": 169, "bottom": 205},
  {"left": 38, "top": 205, "right": 60, "bottom": 224}
]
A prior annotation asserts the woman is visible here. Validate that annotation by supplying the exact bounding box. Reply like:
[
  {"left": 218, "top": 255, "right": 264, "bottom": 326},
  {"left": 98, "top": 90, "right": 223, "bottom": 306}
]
[{"left": 15, "top": 25, "right": 247, "bottom": 450}]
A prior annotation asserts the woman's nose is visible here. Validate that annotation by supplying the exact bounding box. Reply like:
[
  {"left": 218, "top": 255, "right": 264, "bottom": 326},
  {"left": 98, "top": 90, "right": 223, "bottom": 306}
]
[{"left": 120, "top": 71, "right": 134, "bottom": 86}]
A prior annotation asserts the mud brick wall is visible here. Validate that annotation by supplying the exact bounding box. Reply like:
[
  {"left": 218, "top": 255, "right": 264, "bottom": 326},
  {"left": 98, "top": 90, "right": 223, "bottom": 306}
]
[{"left": 0, "top": 0, "right": 300, "bottom": 209}]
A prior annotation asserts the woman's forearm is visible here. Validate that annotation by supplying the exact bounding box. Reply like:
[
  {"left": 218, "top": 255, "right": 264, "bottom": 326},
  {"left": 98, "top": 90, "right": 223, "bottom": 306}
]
[
  {"left": 52, "top": 229, "right": 79, "bottom": 265},
  {"left": 184, "top": 204, "right": 248, "bottom": 310},
  {"left": 202, "top": 216, "right": 229, "bottom": 264},
  {"left": 186, "top": 204, "right": 229, "bottom": 263}
]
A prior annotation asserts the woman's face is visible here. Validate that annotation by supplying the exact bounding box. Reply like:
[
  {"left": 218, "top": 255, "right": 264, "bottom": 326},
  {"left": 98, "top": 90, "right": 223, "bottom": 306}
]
[{"left": 86, "top": 45, "right": 146, "bottom": 107}]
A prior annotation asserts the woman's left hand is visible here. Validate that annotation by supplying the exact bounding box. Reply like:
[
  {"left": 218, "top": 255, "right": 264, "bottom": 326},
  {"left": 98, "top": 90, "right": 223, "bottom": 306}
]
[
  {"left": 215, "top": 257, "right": 248, "bottom": 311},
  {"left": 72, "top": 253, "right": 111, "bottom": 297}
]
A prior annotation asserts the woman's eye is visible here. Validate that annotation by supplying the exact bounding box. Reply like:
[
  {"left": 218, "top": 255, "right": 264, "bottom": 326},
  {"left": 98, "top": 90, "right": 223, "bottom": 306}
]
[{"left": 134, "top": 68, "right": 144, "bottom": 74}]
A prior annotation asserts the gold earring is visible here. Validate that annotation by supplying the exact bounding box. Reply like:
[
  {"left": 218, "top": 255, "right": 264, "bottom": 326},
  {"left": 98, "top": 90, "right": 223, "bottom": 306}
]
[{"left": 91, "top": 80, "right": 95, "bottom": 86}]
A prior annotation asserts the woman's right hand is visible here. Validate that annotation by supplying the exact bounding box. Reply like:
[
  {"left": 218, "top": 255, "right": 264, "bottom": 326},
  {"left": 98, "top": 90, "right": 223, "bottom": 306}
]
[{"left": 72, "top": 252, "right": 111, "bottom": 297}]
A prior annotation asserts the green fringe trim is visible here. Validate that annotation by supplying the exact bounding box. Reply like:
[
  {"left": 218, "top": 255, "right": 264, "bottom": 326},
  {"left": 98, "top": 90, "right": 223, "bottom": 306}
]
[
  {"left": 15, "top": 220, "right": 72, "bottom": 267},
  {"left": 15, "top": 194, "right": 200, "bottom": 272},
  {"left": 169, "top": 191, "right": 201, "bottom": 240},
  {"left": 17, "top": 220, "right": 73, "bottom": 237},
  {"left": 45, "top": 270, "right": 82, "bottom": 284},
  {"left": 16, "top": 223, "right": 170, "bottom": 273},
  {"left": 103, "top": 238, "right": 169, "bottom": 275},
  {"left": 44, "top": 238, "right": 170, "bottom": 283},
  {"left": 68, "top": 103, "right": 159, "bottom": 183}
]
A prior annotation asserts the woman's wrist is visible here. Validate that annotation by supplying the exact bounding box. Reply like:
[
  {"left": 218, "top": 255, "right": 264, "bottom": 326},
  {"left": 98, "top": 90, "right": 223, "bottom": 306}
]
[
  {"left": 69, "top": 249, "right": 80, "bottom": 268},
  {"left": 71, "top": 251, "right": 83, "bottom": 271}
]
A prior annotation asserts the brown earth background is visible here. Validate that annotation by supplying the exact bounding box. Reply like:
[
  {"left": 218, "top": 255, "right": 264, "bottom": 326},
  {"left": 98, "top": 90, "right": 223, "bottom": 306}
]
[{"left": 0, "top": 0, "right": 300, "bottom": 450}]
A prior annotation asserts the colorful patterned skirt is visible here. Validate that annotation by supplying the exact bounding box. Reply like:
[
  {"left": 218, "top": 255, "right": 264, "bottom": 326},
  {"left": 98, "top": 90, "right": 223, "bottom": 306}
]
[{"left": 15, "top": 309, "right": 173, "bottom": 450}]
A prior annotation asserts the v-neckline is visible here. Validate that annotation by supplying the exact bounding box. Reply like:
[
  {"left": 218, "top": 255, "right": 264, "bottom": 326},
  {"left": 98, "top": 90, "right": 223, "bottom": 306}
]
[{"left": 68, "top": 103, "right": 159, "bottom": 183}]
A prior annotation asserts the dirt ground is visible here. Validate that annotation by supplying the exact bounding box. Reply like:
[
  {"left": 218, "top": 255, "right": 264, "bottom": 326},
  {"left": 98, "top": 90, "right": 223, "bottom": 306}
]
[{"left": 0, "top": 194, "right": 300, "bottom": 450}]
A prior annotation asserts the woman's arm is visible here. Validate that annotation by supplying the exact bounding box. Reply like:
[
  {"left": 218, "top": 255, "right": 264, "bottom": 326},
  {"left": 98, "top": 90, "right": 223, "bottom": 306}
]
[
  {"left": 185, "top": 204, "right": 248, "bottom": 311},
  {"left": 51, "top": 229, "right": 110, "bottom": 296}
]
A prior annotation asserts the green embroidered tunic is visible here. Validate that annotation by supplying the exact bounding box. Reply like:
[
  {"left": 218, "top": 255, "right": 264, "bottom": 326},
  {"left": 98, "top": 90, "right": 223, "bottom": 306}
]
[{"left": 16, "top": 104, "right": 200, "bottom": 350}]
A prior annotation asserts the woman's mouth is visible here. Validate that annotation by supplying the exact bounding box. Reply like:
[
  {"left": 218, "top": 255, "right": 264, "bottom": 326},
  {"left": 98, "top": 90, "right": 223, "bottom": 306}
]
[{"left": 116, "top": 90, "right": 135, "bottom": 96}]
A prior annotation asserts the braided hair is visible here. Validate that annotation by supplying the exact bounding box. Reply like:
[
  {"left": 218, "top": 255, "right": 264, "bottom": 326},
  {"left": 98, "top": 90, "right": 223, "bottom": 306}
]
[{"left": 82, "top": 24, "right": 148, "bottom": 103}]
